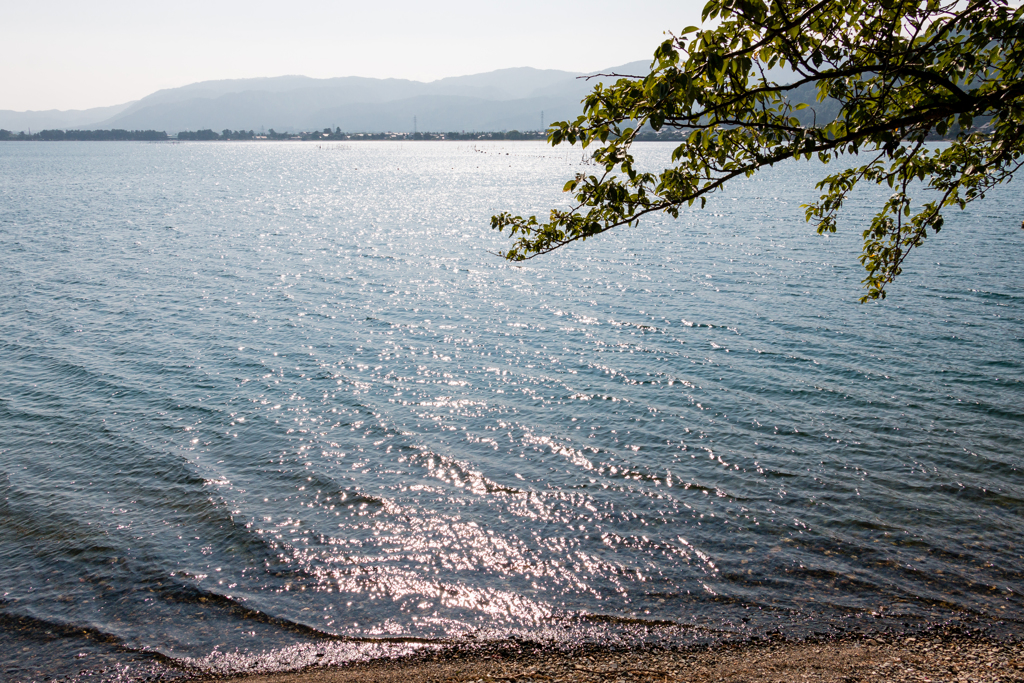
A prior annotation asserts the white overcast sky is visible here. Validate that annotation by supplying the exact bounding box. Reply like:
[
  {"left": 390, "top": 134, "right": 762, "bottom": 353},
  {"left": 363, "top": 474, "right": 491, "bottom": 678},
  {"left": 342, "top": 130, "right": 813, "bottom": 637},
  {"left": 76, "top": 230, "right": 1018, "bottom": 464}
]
[{"left": 1, "top": 0, "right": 707, "bottom": 112}]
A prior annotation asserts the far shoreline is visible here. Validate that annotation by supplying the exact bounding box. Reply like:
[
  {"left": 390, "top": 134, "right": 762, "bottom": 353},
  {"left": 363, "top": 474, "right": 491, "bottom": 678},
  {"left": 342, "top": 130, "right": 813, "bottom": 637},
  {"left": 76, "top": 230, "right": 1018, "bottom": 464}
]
[{"left": 0, "top": 128, "right": 695, "bottom": 143}]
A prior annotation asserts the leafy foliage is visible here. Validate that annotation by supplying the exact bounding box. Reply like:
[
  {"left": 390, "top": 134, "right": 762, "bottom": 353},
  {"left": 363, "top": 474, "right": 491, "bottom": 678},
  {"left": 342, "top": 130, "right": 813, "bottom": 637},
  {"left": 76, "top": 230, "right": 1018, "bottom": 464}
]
[{"left": 491, "top": 0, "right": 1024, "bottom": 300}]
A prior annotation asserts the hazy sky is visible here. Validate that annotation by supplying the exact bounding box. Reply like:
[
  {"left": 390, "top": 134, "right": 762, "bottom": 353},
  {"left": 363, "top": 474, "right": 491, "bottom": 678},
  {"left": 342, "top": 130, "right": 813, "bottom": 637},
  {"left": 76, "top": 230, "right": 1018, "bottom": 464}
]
[{"left": 1, "top": 0, "right": 707, "bottom": 112}]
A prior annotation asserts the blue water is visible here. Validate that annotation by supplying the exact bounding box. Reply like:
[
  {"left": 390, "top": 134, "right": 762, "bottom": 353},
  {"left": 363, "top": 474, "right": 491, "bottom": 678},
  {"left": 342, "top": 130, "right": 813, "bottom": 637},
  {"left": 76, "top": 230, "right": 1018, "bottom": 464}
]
[{"left": 1, "top": 140, "right": 1022, "bottom": 681}]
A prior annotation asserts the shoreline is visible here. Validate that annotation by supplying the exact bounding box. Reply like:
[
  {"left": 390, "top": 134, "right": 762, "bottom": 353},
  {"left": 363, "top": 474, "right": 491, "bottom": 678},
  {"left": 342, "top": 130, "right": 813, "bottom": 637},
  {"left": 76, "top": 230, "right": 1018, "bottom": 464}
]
[{"left": 192, "top": 633, "right": 1024, "bottom": 683}]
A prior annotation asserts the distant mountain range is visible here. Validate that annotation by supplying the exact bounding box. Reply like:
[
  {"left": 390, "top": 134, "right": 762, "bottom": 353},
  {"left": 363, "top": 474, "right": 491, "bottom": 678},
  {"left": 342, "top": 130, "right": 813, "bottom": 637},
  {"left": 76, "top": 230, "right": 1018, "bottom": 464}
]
[
  {"left": 0, "top": 62, "right": 652, "bottom": 134},
  {"left": 0, "top": 102, "right": 136, "bottom": 132}
]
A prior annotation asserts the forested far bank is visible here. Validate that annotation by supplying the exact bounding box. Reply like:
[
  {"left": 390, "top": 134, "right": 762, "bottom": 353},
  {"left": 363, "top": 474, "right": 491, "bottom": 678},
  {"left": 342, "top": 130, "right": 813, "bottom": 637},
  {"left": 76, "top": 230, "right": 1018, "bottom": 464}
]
[
  {"left": 0, "top": 128, "right": 556, "bottom": 142},
  {"left": 1, "top": 124, "right": 970, "bottom": 143},
  {"left": 0, "top": 129, "right": 169, "bottom": 141}
]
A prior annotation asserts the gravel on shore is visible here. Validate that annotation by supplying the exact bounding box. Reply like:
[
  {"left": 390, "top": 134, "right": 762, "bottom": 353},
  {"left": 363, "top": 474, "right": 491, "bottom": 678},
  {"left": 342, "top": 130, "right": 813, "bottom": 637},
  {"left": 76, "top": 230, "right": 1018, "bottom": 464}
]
[{"left": 197, "top": 635, "right": 1023, "bottom": 683}]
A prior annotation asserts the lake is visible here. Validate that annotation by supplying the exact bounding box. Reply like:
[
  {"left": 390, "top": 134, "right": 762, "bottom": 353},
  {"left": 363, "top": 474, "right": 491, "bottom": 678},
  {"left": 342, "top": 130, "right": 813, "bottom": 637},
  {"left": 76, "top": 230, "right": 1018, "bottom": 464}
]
[{"left": 1, "top": 140, "right": 1021, "bottom": 681}]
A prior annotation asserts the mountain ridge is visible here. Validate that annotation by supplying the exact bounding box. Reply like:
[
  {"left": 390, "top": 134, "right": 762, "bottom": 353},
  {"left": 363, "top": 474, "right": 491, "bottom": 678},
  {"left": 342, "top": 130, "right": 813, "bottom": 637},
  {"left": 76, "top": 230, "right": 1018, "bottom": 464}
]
[
  {"left": 0, "top": 62, "right": 649, "bottom": 134},
  {"left": 0, "top": 101, "right": 135, "bottom": 132}
]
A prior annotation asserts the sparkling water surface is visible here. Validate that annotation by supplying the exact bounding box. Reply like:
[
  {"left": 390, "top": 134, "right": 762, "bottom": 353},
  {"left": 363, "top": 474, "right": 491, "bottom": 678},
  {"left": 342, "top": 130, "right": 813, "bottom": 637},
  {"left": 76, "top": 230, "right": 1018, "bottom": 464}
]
[{"left": 1, "top": 141, "right": 1022, "bottom": 681}]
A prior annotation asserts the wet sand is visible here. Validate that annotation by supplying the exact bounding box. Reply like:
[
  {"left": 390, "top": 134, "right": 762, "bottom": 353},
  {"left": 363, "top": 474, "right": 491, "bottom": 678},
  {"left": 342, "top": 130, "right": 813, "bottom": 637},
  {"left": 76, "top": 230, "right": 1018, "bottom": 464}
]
[{"left": 198, "top": 635, "right": 1023, "bottom": 683}]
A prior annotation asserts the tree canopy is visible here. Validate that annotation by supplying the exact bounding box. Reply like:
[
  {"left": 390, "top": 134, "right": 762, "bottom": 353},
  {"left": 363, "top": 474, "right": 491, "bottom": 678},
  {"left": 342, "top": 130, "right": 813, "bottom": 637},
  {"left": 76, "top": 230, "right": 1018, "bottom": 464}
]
[{"left": 491, "top": 0, "right": 1024, "bottom": 300}]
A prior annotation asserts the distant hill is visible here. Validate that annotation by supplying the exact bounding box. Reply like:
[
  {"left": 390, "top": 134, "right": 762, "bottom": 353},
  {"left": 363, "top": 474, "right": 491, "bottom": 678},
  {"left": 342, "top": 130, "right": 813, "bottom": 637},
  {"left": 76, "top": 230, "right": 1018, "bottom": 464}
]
[
  {"left": 0, "top": 101, "right": 134, "bottom": 132},
  {"left": 0, "top": 62, "right": 651, "bottom": 135}
]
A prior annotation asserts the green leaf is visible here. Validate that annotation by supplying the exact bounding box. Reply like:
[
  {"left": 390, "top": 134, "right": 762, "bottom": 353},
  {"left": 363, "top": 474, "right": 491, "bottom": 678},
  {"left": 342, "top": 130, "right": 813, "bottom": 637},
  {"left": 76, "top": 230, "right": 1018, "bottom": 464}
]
[{"left": 492, "top": 0, "right": 1023, "bottom": 300}]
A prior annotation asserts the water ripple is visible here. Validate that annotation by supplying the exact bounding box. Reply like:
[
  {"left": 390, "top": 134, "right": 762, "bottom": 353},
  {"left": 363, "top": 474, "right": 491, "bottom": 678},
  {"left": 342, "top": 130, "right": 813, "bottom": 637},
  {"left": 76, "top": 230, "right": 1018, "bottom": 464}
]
[{"left": 0, "top": 140, "right": 1021, "bottom": 680}]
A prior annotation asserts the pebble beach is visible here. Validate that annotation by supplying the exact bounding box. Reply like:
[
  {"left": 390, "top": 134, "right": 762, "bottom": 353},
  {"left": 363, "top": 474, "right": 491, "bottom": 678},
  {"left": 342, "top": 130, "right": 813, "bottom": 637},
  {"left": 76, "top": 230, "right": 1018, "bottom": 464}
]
[{"left": 198, "top": 634, "right": 1023, "bottom": 683}]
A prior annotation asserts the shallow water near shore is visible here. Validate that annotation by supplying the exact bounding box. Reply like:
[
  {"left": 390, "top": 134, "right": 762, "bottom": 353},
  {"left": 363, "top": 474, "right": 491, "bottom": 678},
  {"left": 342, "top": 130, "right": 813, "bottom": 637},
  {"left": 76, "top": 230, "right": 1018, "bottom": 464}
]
[{"left": 0, "top": 140, "right": 1021, "bottom": 681}]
